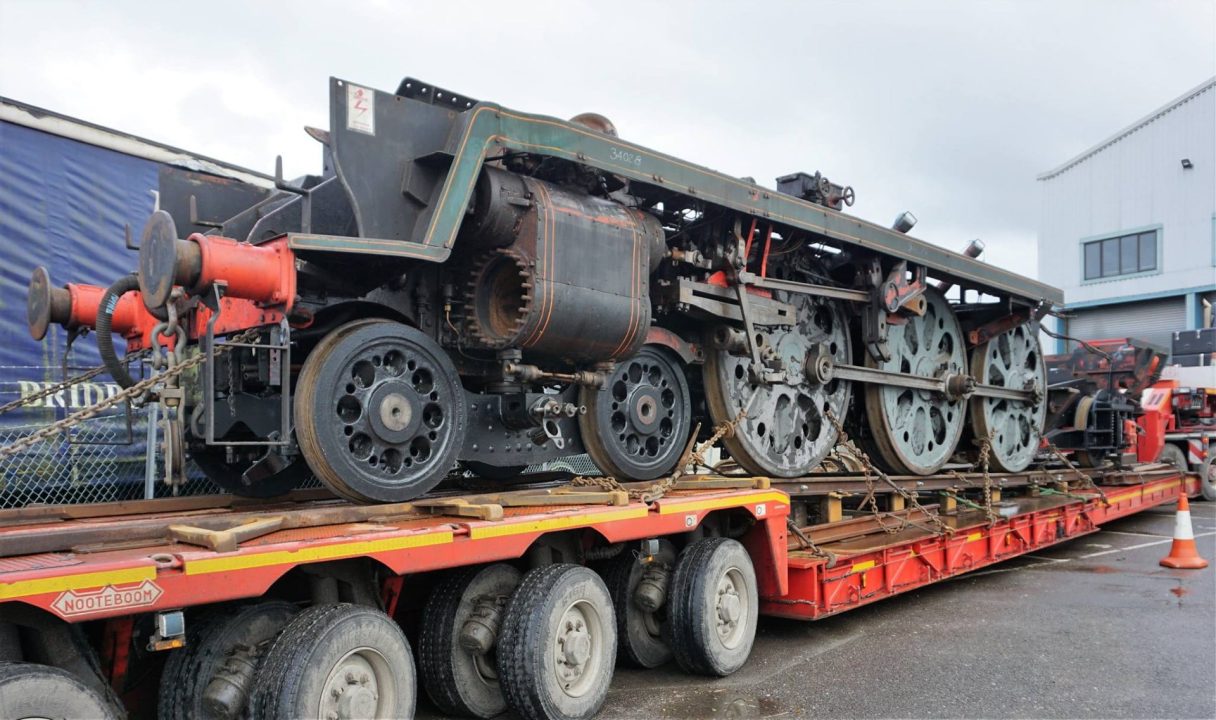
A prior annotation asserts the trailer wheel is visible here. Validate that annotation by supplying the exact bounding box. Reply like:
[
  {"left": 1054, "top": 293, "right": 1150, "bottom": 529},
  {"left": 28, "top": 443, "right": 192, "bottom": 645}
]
[
  {"left": 497, "top": 564, "right": 616, "bottom": 720},
  {"left": 1201, "top": 445, "right": 1216, "bottom": 502},
  {"left": 1158, "top": 443, "right": 1187, "bottom": 471},
  {"left": 159, "top": 600, "right": 296, "bottom": 720},
  {"left": 419, "top": 563, "right": 521, "bottom": 718},
  {"left": 249, "top": 604, "right": 415, "bottom": 720},
  {"left": 599, "top": 540, "right": 676, "bottom": 668},
  {"left": 666, "top": 537, "right": 758, "bottom": 677},
  {"left": 0, "top": 662, "right": 118, "bottom": 719}
]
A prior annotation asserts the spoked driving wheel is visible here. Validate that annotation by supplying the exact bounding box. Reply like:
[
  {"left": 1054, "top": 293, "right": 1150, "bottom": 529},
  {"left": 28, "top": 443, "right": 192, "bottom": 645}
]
[
  {"left": 580, "top": 345, "right": 691, "bottom": 480},
  {"left": 296, "top": 320, "right": 467, "bottom": 503},
  {"left": 863, "top": 288, "right": 967, "bottom": 475},
  {"left": 969, "top": 325, "right": 1047, "bottom": 472},
  {"left": 703, "top": 292, "right": 852, "bottom": 476}
]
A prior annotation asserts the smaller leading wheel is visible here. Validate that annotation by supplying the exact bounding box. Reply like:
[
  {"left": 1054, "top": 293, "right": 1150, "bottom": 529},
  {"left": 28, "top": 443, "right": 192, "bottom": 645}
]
[
  {"left": 580, "top": 345, "right": 691, "bottom": 480},
  {"left": 598, "top": 539, "right": 676, "bottom": 668},
  {"left": 0, "top": 662, "right": 119, "bottom": 720},
  {"left": 295, "top": 320, "right": 468, "bottom": 503},
  {"left": 497, "top": 564, "right": 616, "bottom": 720},
  {"left": 249, "top": 604, "right": 415, "bottom": 720},
  {"left": 159, "top": 601, "right": 297, "bottom": 720},
  {"left": 968, "top": 325, "right": 1047, "bottom": 473},
  {"left": 666, "top": 537, "right": 758, "bottom": 677},
  {"left": 419, "top": 563, "right": 522, "bottom": 719}
]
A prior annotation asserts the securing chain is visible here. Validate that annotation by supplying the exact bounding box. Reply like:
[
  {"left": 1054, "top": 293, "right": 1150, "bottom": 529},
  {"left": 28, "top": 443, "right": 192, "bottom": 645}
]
[
  {"left": 974, "top": 430, "right": 1000, "bottom": 526},
  {"left": 824, "top": 407, "right": 955, "bottom": 537},
  {"left": 0, "top": 329, "right": 257, "bottom": 461},
  {"left": 0, "top": 350, "right": 149, "bottom": 417},
  {"left": 692, "top": 409, "right": 745, "bottom": 469},
  {"left": 787, "top": 517, "right": 837, "bottom": 567},
  {"left": 570, "top": 411, "right": 747, "bottom": 503},
  {"left": 1043, "top": 442, "right": 1110, "bottom": 506}
]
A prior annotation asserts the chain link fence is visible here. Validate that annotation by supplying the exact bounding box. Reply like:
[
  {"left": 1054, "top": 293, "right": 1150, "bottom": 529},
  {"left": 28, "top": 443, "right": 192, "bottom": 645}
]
[
  {"left": 0, "top": 366, "right": 220, "bottom": 509},
  {"left": 2, "top": 366, "right": 601, "bottom": 509}
]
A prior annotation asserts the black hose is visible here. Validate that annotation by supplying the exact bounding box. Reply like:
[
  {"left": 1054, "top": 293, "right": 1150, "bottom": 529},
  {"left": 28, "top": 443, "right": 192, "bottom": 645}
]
[{"left": 96, "top": 273, "right": 140, "bottom": 388}]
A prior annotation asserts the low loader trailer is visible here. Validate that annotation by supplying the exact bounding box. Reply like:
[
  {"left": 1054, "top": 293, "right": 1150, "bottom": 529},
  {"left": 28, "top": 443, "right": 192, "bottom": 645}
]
[{"left": 0, "top": 461, "right": 1200, "bottom": 720}]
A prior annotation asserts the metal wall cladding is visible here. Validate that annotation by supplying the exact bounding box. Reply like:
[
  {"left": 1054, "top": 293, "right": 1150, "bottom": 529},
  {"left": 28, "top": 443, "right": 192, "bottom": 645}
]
[
  {"left": 1065, "top": 297, "right": 1187, "bottom": 352},
  {"left": 1037, "top": 81, "right": 1216, "bottom": 307}
]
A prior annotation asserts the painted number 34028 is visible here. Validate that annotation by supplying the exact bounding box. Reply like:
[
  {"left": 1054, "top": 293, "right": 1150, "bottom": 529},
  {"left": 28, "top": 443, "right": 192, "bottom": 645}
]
[{"left": 609, "top": 146, "right": 643, "bottom": 168}]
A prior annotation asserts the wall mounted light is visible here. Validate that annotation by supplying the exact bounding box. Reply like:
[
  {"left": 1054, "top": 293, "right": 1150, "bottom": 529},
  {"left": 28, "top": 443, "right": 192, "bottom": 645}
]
[{"left": 1181, "top": 158, "right": 1194, "bottom": 169}]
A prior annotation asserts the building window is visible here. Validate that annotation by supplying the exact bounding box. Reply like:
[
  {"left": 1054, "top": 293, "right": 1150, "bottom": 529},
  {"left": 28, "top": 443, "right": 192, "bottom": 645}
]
[{"left": 1083, "top": 230, "right": 1158, "bottom": 280}]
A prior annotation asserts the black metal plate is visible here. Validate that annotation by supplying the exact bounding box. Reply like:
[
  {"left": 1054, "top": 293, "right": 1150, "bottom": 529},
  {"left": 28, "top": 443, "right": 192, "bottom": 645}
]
[{"left": 138, "top": 210, "right": 180, "bottom": 308}]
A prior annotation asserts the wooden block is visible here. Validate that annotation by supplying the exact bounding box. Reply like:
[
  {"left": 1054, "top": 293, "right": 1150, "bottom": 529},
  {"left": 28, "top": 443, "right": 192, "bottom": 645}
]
[
  {"left": 939, "top": 493, "right": 957, "bottom": 514},
  {"left": 821, "top": 494, "right": 843, "bottom": 524},
  {"left": 889, "top": 494, "right": 906, "bottom": 512},
  {"left": 412, "top": 500, "right": 504, "bottom": 522}
]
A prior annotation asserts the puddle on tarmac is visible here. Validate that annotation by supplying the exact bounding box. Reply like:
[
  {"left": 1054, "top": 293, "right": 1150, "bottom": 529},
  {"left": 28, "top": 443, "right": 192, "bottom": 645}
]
[{"left": 657, "top": 690, "right": 784, "bottom": 718}]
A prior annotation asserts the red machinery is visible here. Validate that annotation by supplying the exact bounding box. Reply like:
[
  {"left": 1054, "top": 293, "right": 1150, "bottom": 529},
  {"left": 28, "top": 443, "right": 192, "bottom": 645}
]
[{"left": 1046, "top": 337, "right": 1214, "bottom": 499}]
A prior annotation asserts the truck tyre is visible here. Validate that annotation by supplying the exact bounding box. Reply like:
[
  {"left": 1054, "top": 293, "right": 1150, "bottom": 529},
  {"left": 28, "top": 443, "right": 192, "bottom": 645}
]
[
  {"left": 249, "top": 604, "right": 415, "bottom": 720},
  {"left": 1201, "top": 444, "right": 1216, "bottom": 502},
  {"left": 598, "top": 539, "right": 676, "bottom": 668},
  {"left": 159, "top": 601, "right": 297, "bottom": 720},
  {"left": 0, "top": 662, "right": 118, "bottom": 719},
  {"left": 497, "top": 564, "right": 616, "bottom": 720},
  {"left": 1158, "top": 443, "right": 1187, "bottom": 472},
  {"left": 419, "top": 563, "right": 521, "bottom": 718},
  {"left": 666, "top": 537, "right": 758, "bottom": 677}
]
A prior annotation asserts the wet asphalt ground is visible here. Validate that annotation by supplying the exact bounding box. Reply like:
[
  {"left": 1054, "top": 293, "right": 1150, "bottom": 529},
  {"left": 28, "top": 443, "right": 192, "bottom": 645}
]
[
  {"left": 419, "top": 499, "right": 1216, "bottom": 719},
  {"left": 598, "top": 499, "right": 1216, "bottom": 719}
]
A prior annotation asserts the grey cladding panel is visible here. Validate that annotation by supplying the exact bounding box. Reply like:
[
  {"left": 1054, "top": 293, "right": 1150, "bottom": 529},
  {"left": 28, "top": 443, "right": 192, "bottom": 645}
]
[{"left": 1066, "top": 298, "right": 1186, "bottom": 352}]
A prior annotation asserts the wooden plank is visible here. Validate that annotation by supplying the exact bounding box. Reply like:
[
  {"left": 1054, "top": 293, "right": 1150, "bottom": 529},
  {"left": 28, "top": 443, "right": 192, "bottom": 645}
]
[
  {"left": 169, "top": 517, "right": 285, "bottom": 553},
  {"left": 411, "top": 500, "right": 503, "bottom": 521}
]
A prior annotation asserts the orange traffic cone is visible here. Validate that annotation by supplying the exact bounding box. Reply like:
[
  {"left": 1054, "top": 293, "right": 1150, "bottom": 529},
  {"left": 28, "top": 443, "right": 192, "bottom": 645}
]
[{"left": 1160, "top": 495, "right": 1209, "bottom": 569}]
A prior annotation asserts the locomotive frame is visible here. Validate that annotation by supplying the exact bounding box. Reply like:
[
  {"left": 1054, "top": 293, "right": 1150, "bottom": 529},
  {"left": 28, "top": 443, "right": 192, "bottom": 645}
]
[{"left": 29, "top": 75, "right": 1065, "bottom": 504}]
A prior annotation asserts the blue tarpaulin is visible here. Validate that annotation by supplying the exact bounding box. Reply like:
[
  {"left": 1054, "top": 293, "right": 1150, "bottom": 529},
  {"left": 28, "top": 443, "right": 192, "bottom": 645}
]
[{"left": 0, "top": 120, "right": 158, "bottom": 502}]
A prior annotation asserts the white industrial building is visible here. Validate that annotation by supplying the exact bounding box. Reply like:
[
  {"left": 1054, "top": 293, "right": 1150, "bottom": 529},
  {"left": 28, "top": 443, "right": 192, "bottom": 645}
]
[{"left": 1037, "top": 77, "right": 1216, "bottom": 353}]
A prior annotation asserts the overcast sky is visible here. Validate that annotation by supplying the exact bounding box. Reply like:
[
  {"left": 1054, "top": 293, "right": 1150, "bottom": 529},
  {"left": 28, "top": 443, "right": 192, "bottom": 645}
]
[{"left": 1, "top": 0, "right": 1213, "bottom": 278}]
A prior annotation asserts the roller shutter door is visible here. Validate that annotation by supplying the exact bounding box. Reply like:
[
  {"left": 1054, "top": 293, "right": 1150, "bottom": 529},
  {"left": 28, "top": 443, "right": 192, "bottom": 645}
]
[{"left": 1065, "top": 297, "right": 1186, "bottom": 352}]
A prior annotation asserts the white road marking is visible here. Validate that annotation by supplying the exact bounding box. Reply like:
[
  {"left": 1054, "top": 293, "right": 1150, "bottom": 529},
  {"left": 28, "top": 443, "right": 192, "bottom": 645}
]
[
  {"left": 1078, "top": 531, "right": 1216, "bottom": 559},
  {"left": 958, "top": 531, "right": 1216, "bottom": 577},
  {"left": 1100, "top": 530, "right": 1171, "bottom": 538}
]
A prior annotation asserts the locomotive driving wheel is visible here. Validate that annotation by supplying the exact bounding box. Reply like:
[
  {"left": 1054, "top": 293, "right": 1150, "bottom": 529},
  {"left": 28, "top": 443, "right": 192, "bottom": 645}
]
[
  {"left": 703, "top": 292, "right": 852, "bottom": 477},
  {"left": 295, "top": 319, "right": 467, "bottom": 503},
  {"left": 969, "top": 324, "right": 1047, "bottom": 472},
  {"left": 580, "top": 345, "right": 691, "bottom": 480},
  {"left": 863, "top": 288, "right": 967, "bottom": 475}
]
